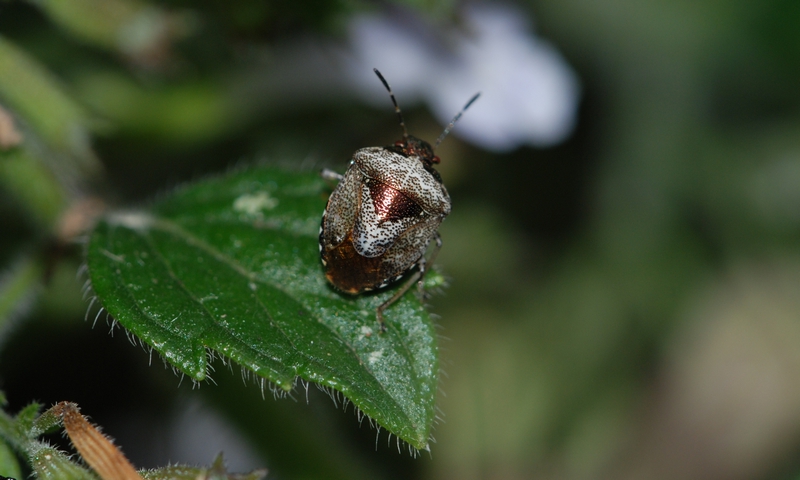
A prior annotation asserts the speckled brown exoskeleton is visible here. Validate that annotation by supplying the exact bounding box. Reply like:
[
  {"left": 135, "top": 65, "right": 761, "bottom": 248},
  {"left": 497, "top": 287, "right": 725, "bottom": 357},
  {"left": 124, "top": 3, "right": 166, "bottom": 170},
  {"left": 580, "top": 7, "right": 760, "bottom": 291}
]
[{"left": 320, "top": 69, "right": 479, "bottom": 332}]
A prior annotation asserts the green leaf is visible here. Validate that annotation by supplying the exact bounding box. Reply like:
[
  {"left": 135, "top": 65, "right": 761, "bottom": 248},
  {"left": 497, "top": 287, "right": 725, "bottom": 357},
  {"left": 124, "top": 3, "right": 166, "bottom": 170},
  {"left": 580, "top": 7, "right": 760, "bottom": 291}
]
[
  {"left": 0, "top": 397, "right": 269, "bottom": 479},
  {"left": 0, "top": 400, "right": 97, "bottom": 480},
  {"left": 0, "top": 437, "right": 22, "bottom": 480},
  {"left": 0, "top": 402, "right": 40, "bottom": 449},
  {"left": 33, "top": 0, "right": 192, "bottom": 58},
  {"left": 0, "top": 147, "right": 68, "bottom": 228},
  {"left": 141, "top": 453, "right": 266, "bottom": 480},
  {"left": 0, "top": 255, "right": 44, "bottom": 337},
  {"left": 86, "top": 167, "right": 439, "bottom": 449},
  {"left": 0, "top": 37, "right": 100, "bottom": 174},
  {"left": 28, "top": 443, "right": 98, "bottom": 480}
]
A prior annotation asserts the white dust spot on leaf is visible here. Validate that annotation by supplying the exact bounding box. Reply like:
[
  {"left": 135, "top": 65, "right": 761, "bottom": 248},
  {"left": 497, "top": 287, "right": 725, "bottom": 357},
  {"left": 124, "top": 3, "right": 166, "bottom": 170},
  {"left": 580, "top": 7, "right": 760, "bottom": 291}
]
[
  {"left": 107, "top": 211, "right": 154, "bottom": 230},
  {"left": 359, "top": 325, "right": 374, "bottom": 339},
  {"left": 233, "top": 192, "right": 279, "bottom": 216},
  {"left": 367, "top": 349, "right": 383, "bottom": 365}
]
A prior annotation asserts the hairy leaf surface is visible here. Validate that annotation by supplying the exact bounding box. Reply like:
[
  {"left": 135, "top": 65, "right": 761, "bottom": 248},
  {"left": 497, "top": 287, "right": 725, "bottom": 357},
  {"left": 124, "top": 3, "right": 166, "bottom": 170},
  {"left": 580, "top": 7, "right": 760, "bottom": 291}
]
[{"left": 86, "top": 168, "right": 439, "bottom": 448}]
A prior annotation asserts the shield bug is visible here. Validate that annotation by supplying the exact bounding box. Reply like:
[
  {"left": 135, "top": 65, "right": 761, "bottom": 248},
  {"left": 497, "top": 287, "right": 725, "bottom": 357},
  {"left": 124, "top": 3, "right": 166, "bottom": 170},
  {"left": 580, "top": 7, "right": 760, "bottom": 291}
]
[{"left": 320, "top": 68, "right": 479, "bottom": 331}]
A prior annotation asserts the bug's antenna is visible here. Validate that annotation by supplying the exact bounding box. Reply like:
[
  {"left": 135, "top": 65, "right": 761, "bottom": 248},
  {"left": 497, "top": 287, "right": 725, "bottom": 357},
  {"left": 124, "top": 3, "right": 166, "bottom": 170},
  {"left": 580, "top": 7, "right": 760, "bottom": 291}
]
[
  {"left": 373, "top": 68, "right": 409, "bottom": 142},
  {"left": 434, "top": 92, "right": 481, "bottom": 149}
]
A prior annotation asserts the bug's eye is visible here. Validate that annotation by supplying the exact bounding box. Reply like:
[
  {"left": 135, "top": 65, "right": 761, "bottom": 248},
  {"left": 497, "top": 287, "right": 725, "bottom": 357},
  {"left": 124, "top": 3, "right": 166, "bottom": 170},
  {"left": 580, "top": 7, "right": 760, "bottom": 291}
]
[
  {"left": 394, "top": 141, "right": 405, "bottom": 147},
  {"left": 432, "top": 155, "right": 441, "bottom": 164}
]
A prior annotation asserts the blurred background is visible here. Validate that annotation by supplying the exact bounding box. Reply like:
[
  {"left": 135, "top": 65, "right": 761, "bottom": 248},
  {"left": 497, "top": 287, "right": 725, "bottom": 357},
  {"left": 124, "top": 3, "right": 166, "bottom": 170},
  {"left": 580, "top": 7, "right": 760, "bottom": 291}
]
[{"left": 2, "top": 0, "right": 800, "bottom": 479}]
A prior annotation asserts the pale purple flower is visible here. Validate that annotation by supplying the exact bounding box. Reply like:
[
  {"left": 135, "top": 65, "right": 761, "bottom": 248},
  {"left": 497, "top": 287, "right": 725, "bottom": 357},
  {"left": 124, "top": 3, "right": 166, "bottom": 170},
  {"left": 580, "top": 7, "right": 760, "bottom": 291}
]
[{"left": 344, "top": 4, "right": 580, "bottom": 152}]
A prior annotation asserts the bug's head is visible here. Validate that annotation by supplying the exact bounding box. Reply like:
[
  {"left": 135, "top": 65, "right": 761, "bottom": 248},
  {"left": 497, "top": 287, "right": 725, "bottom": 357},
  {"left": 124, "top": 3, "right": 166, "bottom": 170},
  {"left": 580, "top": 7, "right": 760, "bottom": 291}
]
[{"left": 394, "top": 135, "right": 438, "bottom": 166}]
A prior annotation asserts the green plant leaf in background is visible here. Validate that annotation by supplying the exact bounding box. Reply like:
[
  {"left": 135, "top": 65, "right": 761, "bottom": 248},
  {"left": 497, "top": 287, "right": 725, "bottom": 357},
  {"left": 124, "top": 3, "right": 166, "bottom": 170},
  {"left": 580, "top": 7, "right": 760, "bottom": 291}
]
[
  {"left": 0, "top": 36, "right": 99, "bottom": 175},
  {"left": 0, "top": 394, "right": 267, "bottom": 480},
  {"left": 0, "top": 399, "right": 96, "bottom": 480},
  {"left": 85, "top": 167, "right": 440, "bottom": 450}
]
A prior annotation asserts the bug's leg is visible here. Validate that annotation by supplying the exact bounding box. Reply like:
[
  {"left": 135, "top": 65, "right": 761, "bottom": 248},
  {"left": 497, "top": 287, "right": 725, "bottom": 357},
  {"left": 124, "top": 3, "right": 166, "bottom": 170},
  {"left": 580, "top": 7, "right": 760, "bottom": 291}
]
[
  {"left": 416, "top": 232, "right": 442, "bottom": 297},
  {"left": 376, "top": 269, "right": 421, "bottom": 333},
  {"left": 320, "top": 168, "right": 343, "bottom": 183},
  {"left": 376, "top": 232, "right": 442, "bottom": 332}
]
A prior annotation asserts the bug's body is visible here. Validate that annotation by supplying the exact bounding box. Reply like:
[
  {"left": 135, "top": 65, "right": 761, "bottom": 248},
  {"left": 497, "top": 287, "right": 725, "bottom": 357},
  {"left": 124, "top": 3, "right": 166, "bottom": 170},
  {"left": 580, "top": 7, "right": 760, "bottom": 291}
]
[
  {"left": 321, "top": 144, "right": 450, "bottom": 294},
  {"left": 320, "top": 69, "right": 478, "bottom": 330}
]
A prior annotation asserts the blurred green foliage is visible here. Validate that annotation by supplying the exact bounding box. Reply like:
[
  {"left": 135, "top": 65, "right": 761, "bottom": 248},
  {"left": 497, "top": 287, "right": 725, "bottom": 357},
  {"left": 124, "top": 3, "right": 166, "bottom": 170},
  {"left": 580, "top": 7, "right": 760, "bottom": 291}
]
[{"left": 1, "top": 0, "right": 800, "bottom": 479}]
